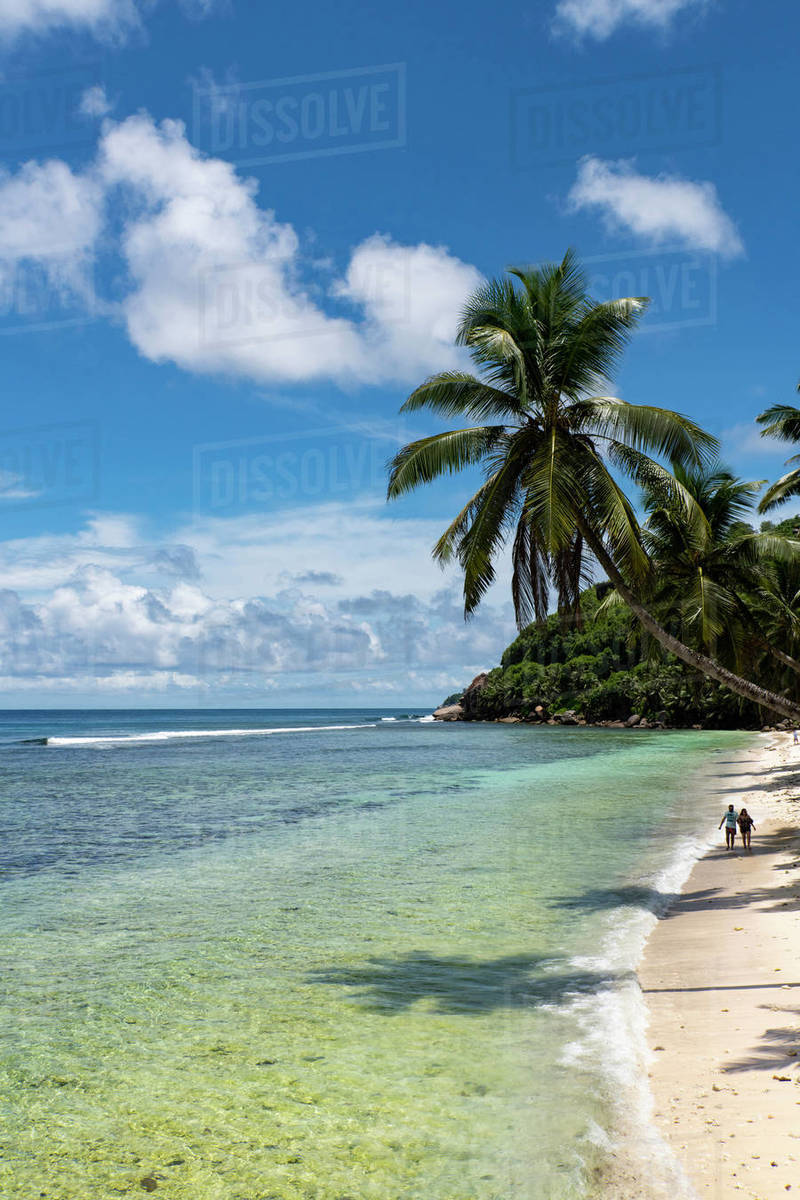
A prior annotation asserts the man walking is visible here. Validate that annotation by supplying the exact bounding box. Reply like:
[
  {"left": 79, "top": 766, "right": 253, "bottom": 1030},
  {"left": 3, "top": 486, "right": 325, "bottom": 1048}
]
[{"left": 718, "top": 804, "right": 738, "bottom": 851}]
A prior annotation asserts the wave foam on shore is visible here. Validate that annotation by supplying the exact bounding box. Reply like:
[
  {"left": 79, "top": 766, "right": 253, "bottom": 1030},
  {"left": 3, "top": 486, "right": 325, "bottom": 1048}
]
[{"left": 554, "top": 751, "right": 759, "bottom": 1199}]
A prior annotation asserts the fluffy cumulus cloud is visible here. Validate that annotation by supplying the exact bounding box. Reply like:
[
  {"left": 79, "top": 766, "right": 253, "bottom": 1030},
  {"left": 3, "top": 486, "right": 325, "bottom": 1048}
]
[
  {"left": 0, "top": 111, "right": 479, "bottom": 386},
  {"left": 333, "top": 234, "right": 482, "bottom": 382},
  {"left": 554, "top": 0, "right": 707, "bottom": 40},
  {"left": 0, "top": 507, "right": 516, "bottom": 701},
  {"left": 97, "top": 114, "right": 356, "bottom": 383},
  {"left": 567, "top": 156, "right": 744, "bottom": 259},
  {"left": 0, "top": 0, "right": 138, "bottom": 38},
  {"left": 99, "top": 115, "right": 479, "bottom": 384},
  {"left": 0, "top": 159, "right": 103, "bottom": 310}
]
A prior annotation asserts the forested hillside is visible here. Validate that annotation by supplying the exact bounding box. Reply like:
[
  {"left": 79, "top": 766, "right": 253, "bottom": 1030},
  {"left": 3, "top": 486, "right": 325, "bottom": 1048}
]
[{"left": 441, "top": 511, "right": 800, "bottom": 728}]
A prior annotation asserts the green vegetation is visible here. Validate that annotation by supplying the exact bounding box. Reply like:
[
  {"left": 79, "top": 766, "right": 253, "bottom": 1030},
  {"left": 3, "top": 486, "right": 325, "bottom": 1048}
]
[
  {"left": 463, "top": 586, "right": 773, "bottom": 728},
  {"left": 388, "top": 250, "right": 800, "bottom": 722}
]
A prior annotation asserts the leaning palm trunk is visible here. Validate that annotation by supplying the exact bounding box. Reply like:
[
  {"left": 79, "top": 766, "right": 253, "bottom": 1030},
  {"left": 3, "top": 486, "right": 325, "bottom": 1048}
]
[
  {"left": 729, "top": 594, "right": 800, "bottom": 681},
  {"left": 578, "top": 517, "right": 800, "bottom": 722},
  {"left": 767, "top": 644, "right": 800, "bottom": 678}
]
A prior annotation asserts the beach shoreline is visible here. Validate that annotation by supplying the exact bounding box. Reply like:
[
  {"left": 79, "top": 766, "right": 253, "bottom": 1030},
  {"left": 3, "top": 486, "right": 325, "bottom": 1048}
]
[{"left": 630, "top": 732, "right": 800, "bottom": 1199}]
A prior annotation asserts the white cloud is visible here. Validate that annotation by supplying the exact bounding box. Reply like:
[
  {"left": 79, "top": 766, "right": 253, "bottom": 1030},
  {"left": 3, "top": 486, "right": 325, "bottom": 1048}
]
[
  {"left": 0, "top": 159, "right": 102, "bottom": 281},
  {"left": 567, "top": 156, "right": 744, "bottom": 259},
  {"left": 0, "top": 114, "right": 479, "bottom": 385},
  {"left": 0, "top": 504, "right": 517, "bottom": 700},
  {"left": 0, "top": 0, "right": 138, "bottom": 38},
  {"left": 554, "top": 0, "right": 707, "bottom": 40},
  {"left": 97, "top": 114, "right": 479, "bottom": 385},
  {"left": 0, "top": 158, "right": 102, "bottom": 326},
  {"left": 79, "top": 84, "right": 114, "bottom": 118},
  {"left": 333, "top": 234, "right": 482, "bottom": 380},
  {"left": 98, "top": 113, "right": 366, "bottom": 383}
]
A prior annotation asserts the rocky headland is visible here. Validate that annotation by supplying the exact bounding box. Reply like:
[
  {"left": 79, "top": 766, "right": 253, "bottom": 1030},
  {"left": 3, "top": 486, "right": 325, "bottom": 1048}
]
[{"left": 433, "top": 587, "right": 798, "bottom": 732}]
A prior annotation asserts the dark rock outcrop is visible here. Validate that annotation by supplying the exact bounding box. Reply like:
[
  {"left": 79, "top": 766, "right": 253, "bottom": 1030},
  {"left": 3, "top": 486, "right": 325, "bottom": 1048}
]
[{"left": 461, "top": 672, "right": 489, "bottom": 718}]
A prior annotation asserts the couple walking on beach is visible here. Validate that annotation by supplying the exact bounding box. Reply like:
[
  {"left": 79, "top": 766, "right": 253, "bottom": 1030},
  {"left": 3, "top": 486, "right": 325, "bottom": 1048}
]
[{"left": 719, "top": 804, "right": 756, "bottom": 852}]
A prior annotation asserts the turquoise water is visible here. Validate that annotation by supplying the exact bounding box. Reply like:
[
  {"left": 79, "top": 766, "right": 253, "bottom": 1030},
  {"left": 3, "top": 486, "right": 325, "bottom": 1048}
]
[{"left": 0, "top": 710, "right": 752, "bottom": 1199}]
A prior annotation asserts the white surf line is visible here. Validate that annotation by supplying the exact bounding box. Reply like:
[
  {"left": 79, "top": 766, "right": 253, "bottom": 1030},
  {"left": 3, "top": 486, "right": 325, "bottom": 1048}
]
[{"left": 45, "top": 723, "right": 379, "bottom": 746}]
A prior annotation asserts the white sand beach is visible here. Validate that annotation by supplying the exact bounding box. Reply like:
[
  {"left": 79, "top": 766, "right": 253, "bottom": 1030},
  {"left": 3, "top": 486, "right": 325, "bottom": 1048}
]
[{"left": 638, "top": 733, "right": 800, "bottom": 1198}]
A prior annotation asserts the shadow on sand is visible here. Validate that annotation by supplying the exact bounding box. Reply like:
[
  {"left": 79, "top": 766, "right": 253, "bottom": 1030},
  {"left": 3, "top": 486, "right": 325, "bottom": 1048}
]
[{"left": 722, "top": 1005, "right": 800, "bottom": 1074}]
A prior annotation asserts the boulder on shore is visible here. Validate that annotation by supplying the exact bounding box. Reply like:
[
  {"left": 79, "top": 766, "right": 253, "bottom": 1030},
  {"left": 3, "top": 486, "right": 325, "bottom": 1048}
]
[
  {"left": 461, "top": 672, "right": 489, "bottom": 717},
  {"left": 625, "top": 713, "right": 642, "bottom": 727},
  {"left": 497, "top": 715, "right": 522, "bottom": 723},
  {"left": 555, "top": 709, "right": 579, "bottom": 725},
  {"left": 433, "top": 704, "right": 464, "bottom": 721}
]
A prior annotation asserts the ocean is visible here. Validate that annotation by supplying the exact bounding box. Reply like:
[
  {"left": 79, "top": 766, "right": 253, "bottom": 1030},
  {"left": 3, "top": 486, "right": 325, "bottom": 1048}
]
[{"left": 0, "top": 709, "right": 752, "bottom": 1199}]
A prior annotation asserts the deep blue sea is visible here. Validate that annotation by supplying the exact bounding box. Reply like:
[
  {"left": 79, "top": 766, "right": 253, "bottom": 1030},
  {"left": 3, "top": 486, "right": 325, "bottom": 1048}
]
[{"left": 0, "top": 709, "right": 753, "bottom": 1199}]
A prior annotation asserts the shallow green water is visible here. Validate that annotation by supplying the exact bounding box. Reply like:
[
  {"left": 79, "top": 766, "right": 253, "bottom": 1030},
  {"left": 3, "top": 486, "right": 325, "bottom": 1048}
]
[{"left": 0, "top": 711, "right": 752, "bottom": 1198}]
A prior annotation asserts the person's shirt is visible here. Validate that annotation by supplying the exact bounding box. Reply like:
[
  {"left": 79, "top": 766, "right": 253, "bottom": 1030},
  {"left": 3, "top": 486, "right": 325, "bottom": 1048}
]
[
  {"left": 724, "top": 809, "right": 739, "bottom": 828},
  {"left": 738, "top": 812, "right": 753, "bottom": 830}
]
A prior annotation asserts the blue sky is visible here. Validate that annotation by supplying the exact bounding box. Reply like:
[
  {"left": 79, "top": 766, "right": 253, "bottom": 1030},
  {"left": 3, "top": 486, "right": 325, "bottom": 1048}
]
[{"left": 0, "top": 0, "right": 797, "bottom": 707}]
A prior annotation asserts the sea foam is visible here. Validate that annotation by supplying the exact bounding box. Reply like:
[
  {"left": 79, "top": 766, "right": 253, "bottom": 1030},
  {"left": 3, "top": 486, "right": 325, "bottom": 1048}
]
[{"left": 44, "top": 723, "right": 378, "bottom": 747}]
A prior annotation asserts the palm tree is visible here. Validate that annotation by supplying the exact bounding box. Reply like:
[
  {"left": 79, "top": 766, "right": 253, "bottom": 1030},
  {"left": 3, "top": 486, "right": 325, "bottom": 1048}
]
[
  {"left": 387, "top": 250, "right": 800, "bottom": 721},
  {"left": 757, "top": 382, "right": 800, "bottom": 512},
  {"left": 750, "top": 556, "right": 800, "bottom": 684},
  {"left": 632, "top": 463, "right": 800, "bottom": 680}
]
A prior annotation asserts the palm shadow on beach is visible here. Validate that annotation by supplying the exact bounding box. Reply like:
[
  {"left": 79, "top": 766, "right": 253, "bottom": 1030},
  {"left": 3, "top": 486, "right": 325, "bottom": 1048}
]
[
  {"left": 710, "top": 760, "right": 800, "bottom": 794},
  {"left": 722, "top": 1005, "right": 800, "bottom": 1074},
  {"left": 305, "top": 951, "right": 629, "bottom": 1014}
]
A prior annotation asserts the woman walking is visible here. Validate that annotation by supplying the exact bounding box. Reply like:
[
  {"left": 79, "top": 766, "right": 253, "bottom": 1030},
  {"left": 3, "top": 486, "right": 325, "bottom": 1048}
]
[{"left": 737, "top": 807, "right": 756, "bottom": 852}]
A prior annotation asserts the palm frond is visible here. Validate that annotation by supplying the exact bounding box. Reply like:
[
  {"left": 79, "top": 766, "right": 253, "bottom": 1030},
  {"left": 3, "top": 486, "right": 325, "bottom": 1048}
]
[
  {"left": 756, "top": 402, "right": 800, "bottom": 443},
  {"left": 758, "top": 468, "right": 800, "bottom": 514},
  {"left": 386, "top": 426, "right": 504, "bottom": 498},
  {"left": 575, "top": 397, "right": 718, "bottom": 468},
  {"left": 553, "top": 296, "right": 649, "bottom": 399},
  {"left": 400, "top": 372, "right": 523, "bottom": 421},
  {"left": 432, "top": 473, "right": 503, "bottom": 565},
  {"left": 456, "top": 450, "right": 529, "bottom": 615}
]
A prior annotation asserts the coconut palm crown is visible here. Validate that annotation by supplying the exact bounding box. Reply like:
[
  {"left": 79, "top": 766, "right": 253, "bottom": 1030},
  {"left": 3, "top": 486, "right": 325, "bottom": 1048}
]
[
  {"left": 387, "top": 249, "right": 715, "bottom": 627},
  {"left": 757, "top": 382, "right": 800, "bottom": 512}
]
